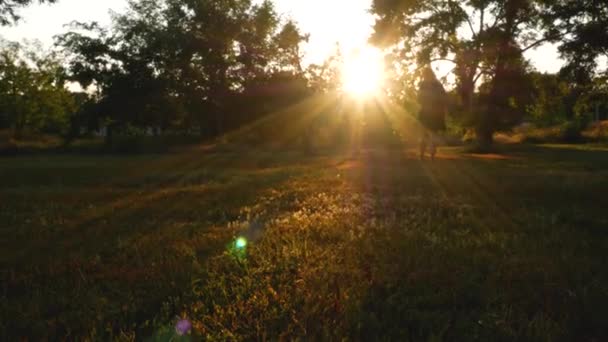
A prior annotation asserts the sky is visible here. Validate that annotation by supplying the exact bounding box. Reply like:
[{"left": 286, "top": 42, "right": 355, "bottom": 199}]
[{"left": 0, "top": 0, "right": 564, "bottom": 73}]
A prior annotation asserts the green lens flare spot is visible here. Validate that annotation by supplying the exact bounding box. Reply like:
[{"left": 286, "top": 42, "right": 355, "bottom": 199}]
[{"left": 235, "top": 237, "right": 247, "bottom": 249}]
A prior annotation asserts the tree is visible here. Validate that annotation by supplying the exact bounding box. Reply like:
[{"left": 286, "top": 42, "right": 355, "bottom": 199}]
[
  {"left": 477, "top": 37, "right": 535, "bottom": 143},
  {"left": 0, "top": 0, "right": 56, "bottom": 25},
  {"left": 531, "top": 0, "right": 608, "bottom": 129},
  {"left": 371, "top": 0, "right": 558, "bottom": 146},
  {"left": 274, "top": 20, "right": 309, "bottom": 74},
  {"left": 57, "top": 16, "right": 172, "bottom": 142},
  {"left": 549, "top": 0, "right": 608, "bottom": 82},
  {"left": 0, "top": 39, "right": 75, "bottom": 138},
  {"left": 573, "top": 76, "right": 608, "bottom": 123},
  {"left": 58, "top": 0, "right": 309, "bottom": 141},
  {"left": 527, "top": 72, "right": 572, "bottom": 126},
  {"left": 305, "top": 44, "right": 343, "bottom": 93}
]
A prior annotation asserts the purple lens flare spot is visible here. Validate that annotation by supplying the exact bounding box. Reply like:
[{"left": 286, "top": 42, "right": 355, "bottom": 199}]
[{"left": 175, "top": 318, "right": 192, "bottom": 336}]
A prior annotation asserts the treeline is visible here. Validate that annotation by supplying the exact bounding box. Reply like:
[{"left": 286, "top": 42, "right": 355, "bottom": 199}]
[
  {"left": 0, "top": 0, "right": 607, "bottom": 149},
  {"left": 0, "top": 0, "right": 343, "bottom": 148},
  {"left": 59, "top": 0, "right": 317, "bottom": 142}
]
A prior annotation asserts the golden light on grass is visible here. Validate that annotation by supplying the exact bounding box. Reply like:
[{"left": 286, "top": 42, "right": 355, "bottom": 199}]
[{"left": 341, "top": 47, "right": 385, "bottom": 98}]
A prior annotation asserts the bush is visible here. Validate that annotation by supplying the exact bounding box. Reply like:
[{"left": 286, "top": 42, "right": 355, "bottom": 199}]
[
  {"left": 104, "top": 125, "right": 202, "bottom": 154},
  {"left": 582, "top": 120, "right": 608, "bottom": 142},
  {"left": 519, "top": 121, "right": 584, "bottom": 144},
  {"left": 0, "top": 131, "right": 64, "bottom": 155},
  {"left": 560, "top": 121, "right": 583, "bottom": 143}
]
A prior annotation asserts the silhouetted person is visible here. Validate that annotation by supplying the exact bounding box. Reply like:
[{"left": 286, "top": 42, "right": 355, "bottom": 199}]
[
  {"left": 418, "top": 67, "right": 447, "bottom": 160},
  {"left": 420, "top": 131, "right": 437, "bottom": 161}
]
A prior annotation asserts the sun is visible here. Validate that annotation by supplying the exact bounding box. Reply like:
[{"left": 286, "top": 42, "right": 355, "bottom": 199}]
[{"left": 341, "top": 47, "right": 385, "bottom": 97}]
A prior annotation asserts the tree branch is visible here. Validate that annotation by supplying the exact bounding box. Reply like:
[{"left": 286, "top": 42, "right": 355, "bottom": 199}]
[
  {"left": 430, "top": 58, "right": 457, "bottom": 64},
  {"left": 440, "top": 66, "right": 456, "bottom": 85},
  {"left": 473, "top": 71, "right": 484, "bottom": 84},
  {"left": 490, "top": 5, "right": 504, "bottom": 29},
  {"left": 520, "top": 33, "right": 566, "bottom": 53},
  {"left": 474, "top": 67, "right": 493, "bottom": 83},
  {"left": 480, "top": 5, "right": 485, "bottom": 34},
  {"left": 465, "top": 11, "right": 477, "bottom": 38}
]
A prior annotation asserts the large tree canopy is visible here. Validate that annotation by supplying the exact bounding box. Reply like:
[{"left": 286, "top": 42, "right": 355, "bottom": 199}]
[
  {"left": 550, "top": 0, "right": 608, "bottom": 82},
  {"left": 371, "top": 0, "right": 558, "bottom": 145},
  {"left": 57, "top": 0, "right": 309, "bottom": 140}
]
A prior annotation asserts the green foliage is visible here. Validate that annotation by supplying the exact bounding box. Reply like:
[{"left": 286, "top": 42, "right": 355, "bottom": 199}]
[
  {"left": 0, "top": 39, "right": 75, "bottom": 137},
  {"left": 370, "top": 0, "right": 562, "bottom": 145},
  {"left": 516, "top": 121, "right": 587, "bottom": 144},
  {"left": 57, "top": 0, "right": 310, "bottom": 140},
  {"left": 583, "top": 121, "right": 608, "bottom": 142},
  {"left": 525, "top": 71, "right": 608, "bottom": 141},
  {"left": 528, "top": 73, "right": 572, "bottom": 126},
  {"left": 573, "top": 77, "right": 608, "bottom": 122},
  {"left": 549, "top": 0, "right": 608, "bottom": 82},
  {"left": 560, "top": 120, "right": 584, "bottom": 143}
]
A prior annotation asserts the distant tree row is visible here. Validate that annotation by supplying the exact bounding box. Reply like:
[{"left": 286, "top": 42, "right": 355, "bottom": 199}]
[
  {"left": 0, "top": 0, "right": 349, "bottom": 146},
  {"left": 52, "top": 0, "right": 314, "bottom": 142},
  {"left": 0, "top": 0, "right": 607, "bottom": 148}
]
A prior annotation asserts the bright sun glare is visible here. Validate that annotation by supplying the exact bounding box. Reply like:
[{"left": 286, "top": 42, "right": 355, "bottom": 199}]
[{"left": 341, "top": 47, "right": 385, "bottom": 97}]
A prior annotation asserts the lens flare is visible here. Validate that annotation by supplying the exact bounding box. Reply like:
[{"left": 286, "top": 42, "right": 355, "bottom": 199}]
[
  {"left": 235, "top": 237, "right": 247, "bottom": 249},
  {"left": 175, "top": 319, "right": 192, "bottom": 336}
]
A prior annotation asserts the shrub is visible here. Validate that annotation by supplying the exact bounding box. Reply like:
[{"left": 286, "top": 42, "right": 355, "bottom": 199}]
[
  {"left": 518, "top": 121, "right": 585, "bottom": 144},
  {"left": 559, "top": 121, "right": 583, "bottom": 143},
  {"left": 582, "top": 120, "right": 608, "bottom": 142},
  {"left": 102, "top": 124, "right": 203, "bottom": 154}
]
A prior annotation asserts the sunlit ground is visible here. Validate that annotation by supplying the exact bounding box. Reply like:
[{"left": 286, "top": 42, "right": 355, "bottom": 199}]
[{"left": 2, "top": 144, "right": 608, "bottom": 340}]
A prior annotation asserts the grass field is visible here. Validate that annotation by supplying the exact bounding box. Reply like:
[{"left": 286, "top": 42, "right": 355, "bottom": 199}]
[{"left": 1, "top": 144, "right": 608, "bottom": 341}]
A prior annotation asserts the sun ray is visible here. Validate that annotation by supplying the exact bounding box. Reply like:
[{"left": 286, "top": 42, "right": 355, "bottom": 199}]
[{"left": 341, "top": 47, "right": 385, "bottom": 97}]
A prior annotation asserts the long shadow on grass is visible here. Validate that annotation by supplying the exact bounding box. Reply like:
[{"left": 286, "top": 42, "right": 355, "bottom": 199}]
[
  {"left": 338, "top": 147, "right": 608, "bottom": 341},
  {"left": 0, "top": 148, "right": 330, "bottom": 340}
]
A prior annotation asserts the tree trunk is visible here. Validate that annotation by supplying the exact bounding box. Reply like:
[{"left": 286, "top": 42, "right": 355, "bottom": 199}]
[
  {"left": 105, "top": 123, "right": 115, "bottom": 146},
  {"left": 215, "top": 110, "right": 223, "bottom": 137},
  {"left": 460, "top": 78, "right": 475, "bottom": 118},
  {"left": 475, "top": 124, "right": 494, "bottom": 149},
  {"left": 12, "top": 126, "right": 23, "bottom": 140},
  {"left": 12, "top": 114, "right": 25, "bottom": 140}
]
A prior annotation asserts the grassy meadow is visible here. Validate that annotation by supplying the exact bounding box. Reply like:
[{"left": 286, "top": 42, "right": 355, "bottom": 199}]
[{"left": 1, "top": 144, "right": 608, "bottom": 341}]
